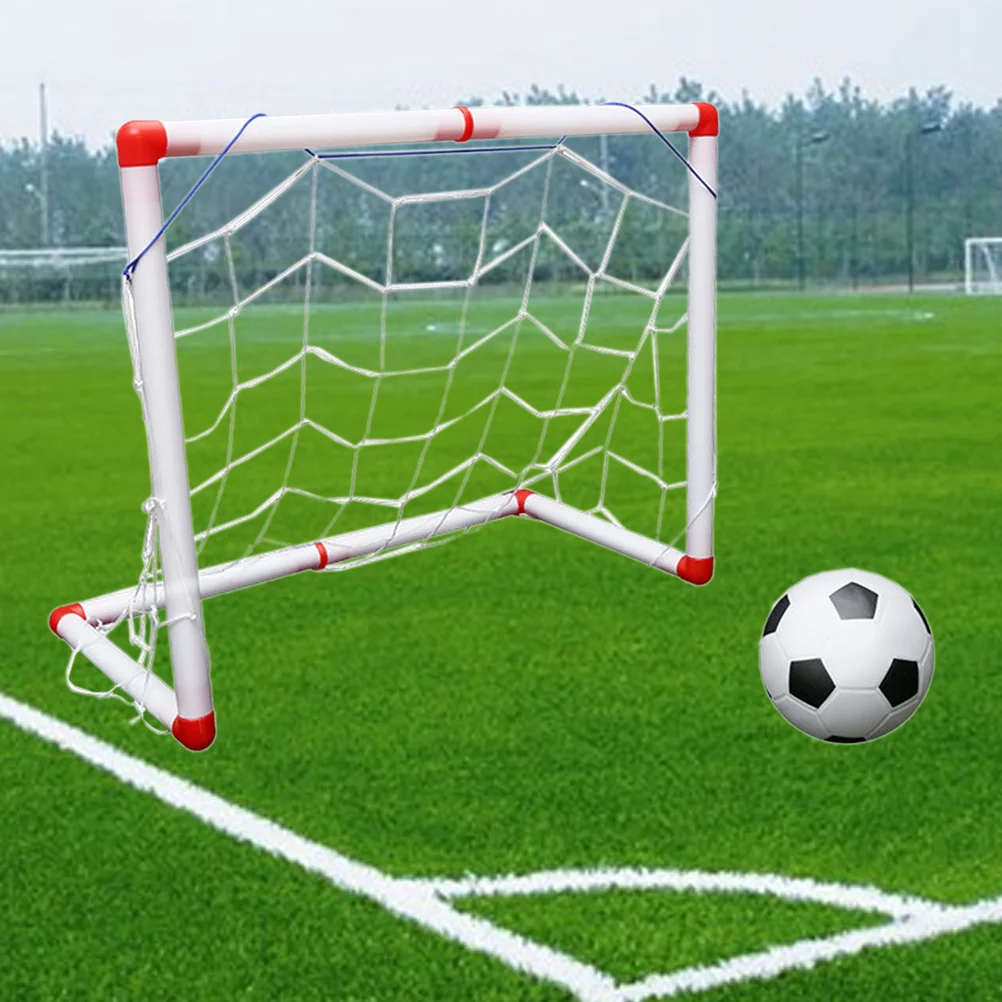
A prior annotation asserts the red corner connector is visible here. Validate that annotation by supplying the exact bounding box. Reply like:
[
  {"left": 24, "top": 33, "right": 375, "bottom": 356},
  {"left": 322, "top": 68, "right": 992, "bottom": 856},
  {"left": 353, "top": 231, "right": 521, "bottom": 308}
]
[
  {"left": 117, "top": 120, "right": 168, "bottom": 168},
  {"left": 676, "top": 555, "right": 714, "bottom": 586},
  {"left": 172, "top": 712, "right": 216, "bottom": 752},
  {"left": 689, "top": 103, "right": 719, "bottom": 138},
  {"left": 514, "top": 489, "right": 534, "bottom": 515},
  {"left": 49, "top": 602, "right": 86, "bottom": 635}
]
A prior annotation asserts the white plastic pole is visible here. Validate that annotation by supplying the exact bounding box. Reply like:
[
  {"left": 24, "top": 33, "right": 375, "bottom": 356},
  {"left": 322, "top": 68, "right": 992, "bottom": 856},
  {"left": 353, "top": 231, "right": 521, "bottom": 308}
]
[
  {"left": 520, "top": 493, "right": 685, "bottom": 574},
  {"left": 54, "top": 615, "right": 178, "bottom": 730},
  {"left": 51, "top": 489, "right": 697, "bottom": 746},
  {"left": 73, "top": 494, "right": 521, "bottom": 624},
  {"left": 120, "top": 165, "right": 213, "bottom": 731},
  {"left": 685, "top": 134, "right": 718, "bottom": 562},
  {"left": 161, "top": 104, "right": 703, "bottom": 159},
  {"left": 64, "top": 491, "right": 690, "bottom": 630}
]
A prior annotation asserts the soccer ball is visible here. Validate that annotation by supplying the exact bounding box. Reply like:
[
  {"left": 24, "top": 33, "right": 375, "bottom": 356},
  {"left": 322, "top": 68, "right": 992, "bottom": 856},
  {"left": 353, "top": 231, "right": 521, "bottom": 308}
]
[{"left": 759, "top": 569, "right": 934, "bottom": 743}]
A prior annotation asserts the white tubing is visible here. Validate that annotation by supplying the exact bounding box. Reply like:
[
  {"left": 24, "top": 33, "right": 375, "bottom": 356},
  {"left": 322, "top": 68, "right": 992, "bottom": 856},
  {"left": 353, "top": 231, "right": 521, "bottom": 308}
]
[
  {"left": 55, "top": 493, "right": 687, "bottom": 720},
  {"left": 69, "top": 492, "right": 686, "bottom": 637},
  {"left": 685, "top": 133, "right": 718, "bottom": 561},
  {"left": 70, "top": 491, "right": 686, "bottom": 630},
  {"left": 77, "top": 494, "right": 521, "bottom": 624},
  {"left": 320, "top": 494, "right": 519, "bottom": 563},
  {"left": 521, "top": 494, "right": 684, "bottom": 575},
  {"left": 120, "top": 164, "right": 213, "bottom": 723},
  {"left": 80, "top": 542, "right": 325, "bottom": 626},
  {"left": 163, "top": 104, "right": 703, "bottom": 159},
  {"left": 55, "top": 615, "right": 178, "bottom": 730}
]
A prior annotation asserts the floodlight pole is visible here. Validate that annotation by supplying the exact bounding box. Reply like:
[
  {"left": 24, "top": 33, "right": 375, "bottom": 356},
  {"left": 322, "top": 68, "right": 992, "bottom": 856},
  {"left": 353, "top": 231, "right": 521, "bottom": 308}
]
[
  {"left": 906, "top": 121, "right": 943, "bottom": 293},
  {"left": 39, "top": 82, "right": 50, "bottom": 247},
  {"left": 796, "top": 131, "right": 830, "bottom": 292}
]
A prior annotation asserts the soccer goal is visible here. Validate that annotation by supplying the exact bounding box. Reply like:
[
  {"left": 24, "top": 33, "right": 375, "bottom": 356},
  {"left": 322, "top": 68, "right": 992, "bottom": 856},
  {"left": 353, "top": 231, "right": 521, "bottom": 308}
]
[
  {"left": 49, "top": 102, "right": 719, "bottom": 750},
  {"left": 965, "top": 237, "right": 1002, "bottom": 295},
  {"left": 0, "top": 246, "right": 127, "bottom": 304}
]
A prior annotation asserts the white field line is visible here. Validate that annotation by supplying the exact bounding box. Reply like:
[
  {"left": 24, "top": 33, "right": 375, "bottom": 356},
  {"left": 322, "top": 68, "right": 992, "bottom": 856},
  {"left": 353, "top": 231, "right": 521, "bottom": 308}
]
[
  {"left": 613, "top": 903, "right": 1002, "bottom": 1002},
  {"left": 423, "top": 866, "right": 943, "bottom": 921},
  {"left": 0, "top": 692, "right": 615, "bottom": 1002},
  {"left": 4, "top": 689, "right": 1002, "bottom": 1002}
]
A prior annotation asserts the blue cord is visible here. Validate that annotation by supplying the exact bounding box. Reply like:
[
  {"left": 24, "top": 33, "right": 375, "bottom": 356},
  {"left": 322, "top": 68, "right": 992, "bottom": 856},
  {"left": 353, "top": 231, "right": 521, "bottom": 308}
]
[
  {"left": 305, "top": 143, "right": 560, "bottom": 161},
  {"left": 603, "top": 101, "right": 717, "bottom": 199},
  {"left": 123, "top": 103, "right": 716, "bottom": 279},
  {"left": 123, "top": 112, "right": 268, "bottom": 280}
]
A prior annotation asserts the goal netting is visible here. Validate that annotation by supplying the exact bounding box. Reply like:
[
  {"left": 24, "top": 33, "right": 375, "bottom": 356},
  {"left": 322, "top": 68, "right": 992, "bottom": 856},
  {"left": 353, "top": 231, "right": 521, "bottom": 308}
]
[
  {"left": 965, "top": 238, "right": 1002, "bottom": 295},
  {"left": 50, "top": 104, "right": 718, "bottom": 749}
]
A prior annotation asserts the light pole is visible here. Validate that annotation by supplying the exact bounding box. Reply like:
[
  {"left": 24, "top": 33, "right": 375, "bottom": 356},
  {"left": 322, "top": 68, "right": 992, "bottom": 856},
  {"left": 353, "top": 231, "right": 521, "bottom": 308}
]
[
  {"left": 906, "top": 121, "right": 943, "bottom": 293},
  {"left": 796, "top": 131, "right": 830, "bottom": 291},
  {"left": 24, "top": 183, "right": 48, "bottom": 245},
  {"left": 39, "top": 82, "right": 50, "bottom": 247}
]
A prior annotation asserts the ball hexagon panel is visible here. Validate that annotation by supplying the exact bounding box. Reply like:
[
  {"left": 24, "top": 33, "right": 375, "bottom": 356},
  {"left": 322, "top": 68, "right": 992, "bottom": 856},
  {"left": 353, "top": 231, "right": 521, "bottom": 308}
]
[
  {"left": 818, "top": 687, "right": 890, "bottom": 739},
  {"left": 772, "top": 694, "right": 829, "bottom": 741},
  {"left": 788, "top": 658, "right": 836, "bottom": 708},
  {"left": 918, "top": 638, "right": 935, "bottom": 700},
  {"left": 819, "top": 626, "right": 895, "bottom": 690},
  {"left": 769, "top": 586, "right": 838, "bottom": 661},
  {"left": 866, "top": 701, "right": 920, "bottom": 741},
  {"left": 759, "top": 633, "right": 791, "bottom": 700},
  {"left": 873, "top": 589, "right": 933, "bottom": 663},
  {"left": 880, "top": 658, "right": 920, "bottom": 707}
]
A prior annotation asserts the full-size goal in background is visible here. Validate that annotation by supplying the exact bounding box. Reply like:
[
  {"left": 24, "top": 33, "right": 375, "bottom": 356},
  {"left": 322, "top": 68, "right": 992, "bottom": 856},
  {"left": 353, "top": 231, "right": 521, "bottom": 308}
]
[
  {"left": 0, "top": 246, "right": 127, "bottom": 304},
  {"left": 49, "top": 102, "right": 719, "bottom": 750},
  {"left": 965, "top": 237, "right": 1002, "bottom": 295}
]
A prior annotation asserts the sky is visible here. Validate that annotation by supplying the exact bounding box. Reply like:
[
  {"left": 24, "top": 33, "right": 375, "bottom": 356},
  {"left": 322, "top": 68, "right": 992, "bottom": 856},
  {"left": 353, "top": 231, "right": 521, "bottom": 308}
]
[{"left": 1, "top": 0, "right": 999, "bottom": 148}]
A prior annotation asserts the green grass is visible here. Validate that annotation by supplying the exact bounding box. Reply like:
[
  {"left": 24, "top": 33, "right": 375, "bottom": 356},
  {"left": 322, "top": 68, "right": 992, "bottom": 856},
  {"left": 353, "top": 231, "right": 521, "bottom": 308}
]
[
  {"left": 1, "top": 291, "right": 1002, "bottom": 1000},
  {"left": 458, "top": 888, "right": 885, "bottom": 982}
]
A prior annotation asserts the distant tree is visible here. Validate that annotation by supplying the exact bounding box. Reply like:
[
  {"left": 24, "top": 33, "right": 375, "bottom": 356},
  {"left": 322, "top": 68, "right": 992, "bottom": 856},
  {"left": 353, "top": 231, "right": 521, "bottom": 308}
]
[{"left": 2, "top": 77, "right": 1000, "bottom": 302}]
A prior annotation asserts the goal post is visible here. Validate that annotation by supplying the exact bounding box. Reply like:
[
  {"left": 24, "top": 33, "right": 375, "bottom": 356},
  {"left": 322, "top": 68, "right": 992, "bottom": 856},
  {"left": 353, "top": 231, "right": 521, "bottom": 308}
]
[
  {"left": 49, "top": 101, "right": 719, "bottom": 751},
  {"left": 965, "top": 237, "right": 1002, "bottom": 295}
]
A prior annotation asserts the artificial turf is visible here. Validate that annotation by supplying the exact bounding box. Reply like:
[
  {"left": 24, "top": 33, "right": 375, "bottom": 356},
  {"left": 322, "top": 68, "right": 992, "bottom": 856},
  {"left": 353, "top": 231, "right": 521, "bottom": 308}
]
[{"left": 1, "top": 291, "right": 1001, "bottom": 1000}]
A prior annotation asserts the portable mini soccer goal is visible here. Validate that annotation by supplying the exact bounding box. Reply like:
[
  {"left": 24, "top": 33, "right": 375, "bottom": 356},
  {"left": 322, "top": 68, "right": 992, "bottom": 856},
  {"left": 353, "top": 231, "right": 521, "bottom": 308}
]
[{"left": 49, "top": 102, "right": 719, "bottom": 750}]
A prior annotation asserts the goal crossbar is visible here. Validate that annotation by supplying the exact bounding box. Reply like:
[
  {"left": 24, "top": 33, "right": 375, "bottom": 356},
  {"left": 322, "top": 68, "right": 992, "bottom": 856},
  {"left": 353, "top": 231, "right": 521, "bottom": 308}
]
[
  {"left": 49, "top": 101, "right": 719, "bottom": 751},
  {"left": 124, "top": 104, "right": 712, "bottom": 161},
  {"left": 0, "top": 247, "right": 128, "bottom": 267}
]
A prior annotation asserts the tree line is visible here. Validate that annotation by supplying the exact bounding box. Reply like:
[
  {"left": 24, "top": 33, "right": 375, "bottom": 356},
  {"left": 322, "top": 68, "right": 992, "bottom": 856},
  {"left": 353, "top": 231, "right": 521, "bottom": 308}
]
[{"left": 1, "top": 77, "right": 1000, "bottom": 303}]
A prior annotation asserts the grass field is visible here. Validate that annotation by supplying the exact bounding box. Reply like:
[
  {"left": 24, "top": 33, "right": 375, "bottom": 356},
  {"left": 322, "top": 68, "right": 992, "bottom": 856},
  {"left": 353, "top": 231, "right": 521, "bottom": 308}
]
[{"left": 2, "top": 290, "right": 1002, "bottom": 1000}]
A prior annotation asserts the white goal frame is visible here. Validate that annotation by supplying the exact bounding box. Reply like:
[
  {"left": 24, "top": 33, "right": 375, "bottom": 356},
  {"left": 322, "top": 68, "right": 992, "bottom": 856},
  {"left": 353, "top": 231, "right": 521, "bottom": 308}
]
[
  {"left": 49, "top": 102, "right": 719, "bottom": 751},
  {"left": 964, "top": 237, "right": 1002, "bottom": 295}
]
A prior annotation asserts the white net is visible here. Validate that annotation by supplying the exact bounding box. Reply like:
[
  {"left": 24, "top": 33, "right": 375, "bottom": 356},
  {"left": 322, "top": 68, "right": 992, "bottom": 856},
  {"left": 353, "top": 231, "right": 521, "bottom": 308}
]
[
  {"left": 131, "top": 134, "right": 696, "bottom": 578},
  {"left": 965, "top": 237, "right": 1002, "bottom": 295}
]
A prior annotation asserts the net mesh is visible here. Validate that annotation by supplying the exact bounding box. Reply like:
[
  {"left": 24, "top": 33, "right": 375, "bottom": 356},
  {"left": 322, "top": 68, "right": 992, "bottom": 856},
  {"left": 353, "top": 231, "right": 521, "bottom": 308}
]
[
  {"left": 70, "top": 133, "right": 701, "bottom": 722},
  {"left": 132, "top": 137, "right": 694, "bottom": 576}
]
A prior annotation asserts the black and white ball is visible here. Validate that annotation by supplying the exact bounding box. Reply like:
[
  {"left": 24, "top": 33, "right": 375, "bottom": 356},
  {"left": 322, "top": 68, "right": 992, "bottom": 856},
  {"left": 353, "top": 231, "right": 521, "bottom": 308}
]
[{"left": 760, "top": 569, "right": 934, "bottom": 743}]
